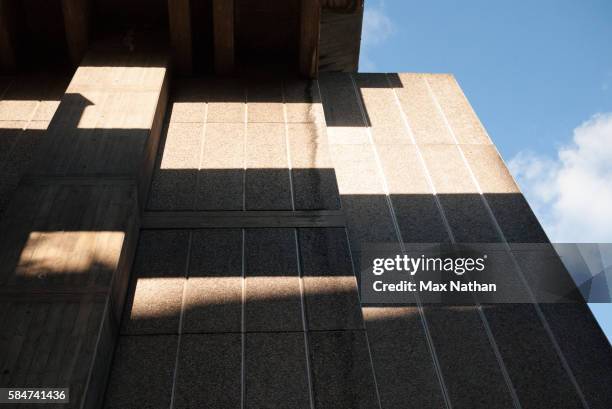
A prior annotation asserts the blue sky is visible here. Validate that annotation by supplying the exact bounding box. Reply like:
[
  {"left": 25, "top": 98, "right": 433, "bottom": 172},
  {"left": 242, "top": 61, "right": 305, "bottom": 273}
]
[{"left": 358, "top": 0, "right": 611, "bottom": 342}]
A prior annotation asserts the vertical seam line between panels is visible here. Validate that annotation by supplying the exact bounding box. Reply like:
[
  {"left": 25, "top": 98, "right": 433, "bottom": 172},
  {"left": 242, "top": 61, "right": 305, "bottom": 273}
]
[
  {"left": 282, "top": 81, "right": 297, "bottom": 212},
  {"left": 243, "top": 86, "right": 248, "bottom": 211},
  {"left": 241, "top": 229, "right": 246, "bottom": 409},
  {"left": 169, "top": 231, "right": 193, "bottom": 409},
  {"left": 424, "top": 76, "right": 589, "bottom": 409},
  {"left": 193, "top": 99, "right": 209, "bottom": 210},
  {"left": 313, "top": 78, "right": 382, "bottom": 409},
  {"left": 295, "top": 229, "right": 316, "bottom": 409}
]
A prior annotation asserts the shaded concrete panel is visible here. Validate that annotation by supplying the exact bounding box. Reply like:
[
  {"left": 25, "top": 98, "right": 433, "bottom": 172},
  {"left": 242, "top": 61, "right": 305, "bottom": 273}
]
[
  {"left": 363, "top": 307, "right": 446, "bottom": 409},
  {"left": 104, "top": 335, "right": 177, "bottom": 409},
  {"left": 395, "top": 73, "right": 455, "bottom": 145},
  {"left": 318, "top": 73, "right": 363, "bottom": 127},
  {"left": 175, "top": 334, "right": 242, "bottom": 408},
  {"left": 486, "top": 194, "right": 549, "bottom": 243},
  {"left": 245, "top": 332, "right": 311, "bottom": 409},
  {"left": 189, "top": 229, "right": 243, "bottom": 277},
  {"left": 483, "top": 304, "right": 586, "bottom": 409},
  {"left": 540, "top": 303, "right": 612, "bottom": 409},
  {"left": 308, "top": 330, "right": 380, "bottom": 409},
  {"left": 425, "top": 307, "right": 516, "bottom": 409},
  {"left": 131, "top": 230, "right": 190, "bottom": 278},
  {"left": 426, "top": 74, "right": 491, "bottom": 145},
  {"left": 298, "top": 228, "right": 354, "bottom": 277}
]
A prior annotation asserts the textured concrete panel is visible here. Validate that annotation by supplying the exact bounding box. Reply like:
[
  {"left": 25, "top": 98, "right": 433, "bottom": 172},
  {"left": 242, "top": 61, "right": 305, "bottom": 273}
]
[
  {"left": 364, "top": 307, "right": 446, "bottom": 409},
  {"left": 121, "top": 277, "right": 184, "bottom": 335},
  {"left": 426, "top": 74, "right": 491, "bottom": 145},
  {"left": 168, "top": 79, "right": 207, "bottom": 122},
  {"left": 148, "top": 122, "right": 203, "bottom": 210},
  {"left": 284, "top": 79, "right": 325, "bottom": 123},
  {"left": 395, "top": 73, "right": 455, "bottom": 145},
  {"left": 104, "top": 336, "right": 177, "bottom": 409},
  {"left": 245, "top": 228, "right": 298, "bottom": 276},
  {"left": 197, "top": 123, "right": 245, "bottom": 210},
  {"left": 289, "top": 124, "right": 340, "bottom": 209},
  {"left": 206, "top": 80, "right": 245, "bottom": 123},
  {"left": 298, "top": 228, "right": 354, "bottom": 277},
  {"left": 484, "top": 304, "right": 586, "bottom": 409},
  {"left": 245, "top": 123, "right": 291, "bottom": 210},
  {"left": 132, "top": 230, "right": 190, "bottom": 277},
  {"left": 353, "top": 73, "right": 411, "bottom": 145},
  {"left": 461, "top": 145, "right": 518, "bottom": 194},
  {"left": 303, "top": 276, "right": 363, "bottom": 330},
  {"left": 183, "top": 277, "right": 242, "bottom": 333},
  {"left": 245, "top": 332, "right": 311, "bottom": 409},
  {"left": 245, "top": 276, "right": 303, "bottom": 331},
  {"left": 376, "top": 144, "right": 449, "bottom": 243},
  {"left": 308, "top": 331, "right": 379, "bottom": 409},
  {"left": 425, "top": 306, "right": 516, "bottom": 409},
  {"left": 247, "top": 81, "right": 284, "bottom": 123},
  {"left": 175, "top": 334, "right": 241, "bottom": 408},
  {"left": 244, "top": 229, "right": 302, "bottom": 331},
  {"left": 419, "top": 144, "right": 476, "bottom": 194},
  {"left": 318, "top": 73, "right": 363, "bottom": 127},
  {"left": 189, "top": 229, "right": 242, "bottom": 277}
]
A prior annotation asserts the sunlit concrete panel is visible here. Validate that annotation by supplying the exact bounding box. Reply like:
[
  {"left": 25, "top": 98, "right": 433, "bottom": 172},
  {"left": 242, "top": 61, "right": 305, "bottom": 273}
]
[
  {"left": 148, "top": 122, "right": 203, "bottom": 210},
  {"left": 426, "top": 74, "right": 491, "bottom": 145},
  {"left": 245, "top": 123, "right": 292, "bottom": 210},
  {"left": 394, "top": 73, "right": 455, "bottom": 145},
  {"left": 196, "top": 123, "right": 245, "bottom": 210},
  {"left": 284, "top": 79, "right": 325, "bottom": 123},
  {"left": 353, "top": 73, "right": 411, "bottom": 145}
]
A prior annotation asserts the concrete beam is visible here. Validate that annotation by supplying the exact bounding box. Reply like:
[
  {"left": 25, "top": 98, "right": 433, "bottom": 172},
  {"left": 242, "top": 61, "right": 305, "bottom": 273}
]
[
  {"left": 299, "top": 0, "right": 321, "bottom": 78},
  {"left": 0, "top": 0, "right": 17, "bottom": 72},
  {"left": 212, "top": 0, "right": 234, "bottom": 75},
  {"left": 62, "top": 0, "right": 91, "bottom": 66},
  {"left": 168, "top": 0, "right": 193, "bottom": 75}
]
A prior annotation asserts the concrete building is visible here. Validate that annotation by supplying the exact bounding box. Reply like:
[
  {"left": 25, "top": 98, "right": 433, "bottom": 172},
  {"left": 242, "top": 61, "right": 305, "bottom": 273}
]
[{"left": 0, "top": 1, "right": 610, "bottom": 408}]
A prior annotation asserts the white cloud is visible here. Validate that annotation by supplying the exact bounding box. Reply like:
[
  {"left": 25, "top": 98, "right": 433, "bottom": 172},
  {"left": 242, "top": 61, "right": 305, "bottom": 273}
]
[
  {"left": 509, "top": 113, "right": 612, "bottom": 242},
  {"left": 359, "top": 3, "right": 394, "bottom": 72},
  {"left": 362, "top": 6, "right": 394, "bottom": 46}
]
